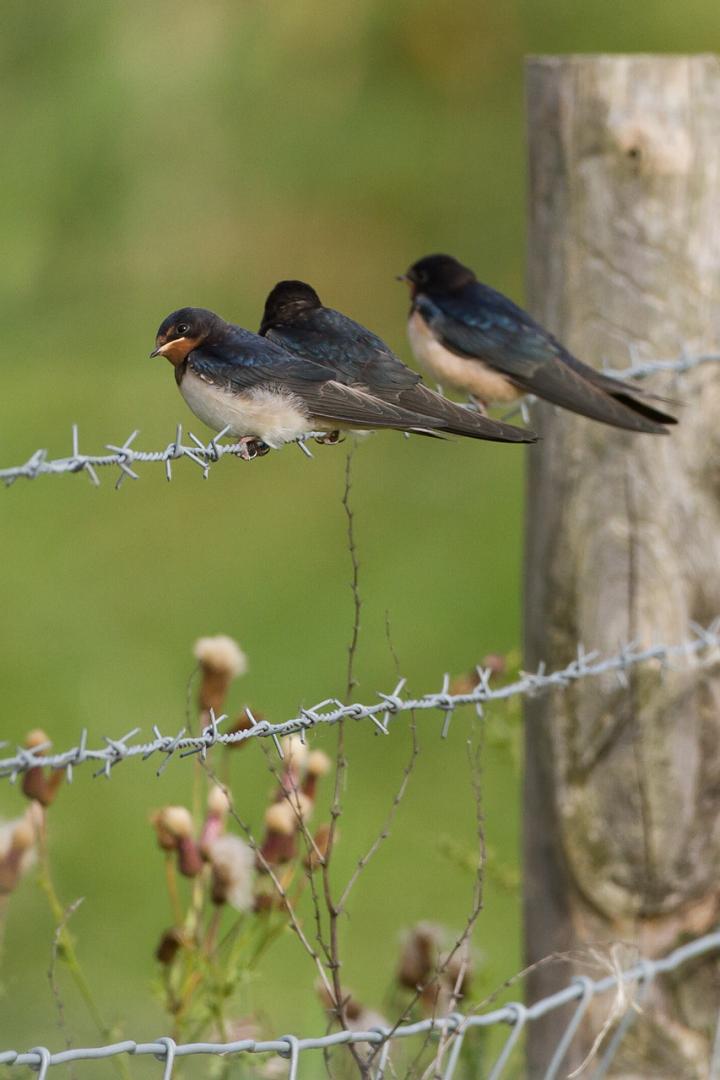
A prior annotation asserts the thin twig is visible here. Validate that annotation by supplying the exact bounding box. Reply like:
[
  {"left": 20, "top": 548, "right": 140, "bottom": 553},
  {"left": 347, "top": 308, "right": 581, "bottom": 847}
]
[
  {"left": 48, "top": 896, "right": 85, "bottom": 1073},
  {"left": 203, "top": 767, "right": 335, "bottom": 1002},
  {"left": 336, "top": 714, "right": 419, "bottom": 914},
  {"left": 321, "top": 444, "right": 367, "bottom": 1076},
  {"left": 369, "top": 729, "right": 486, "bottom": 1068}
]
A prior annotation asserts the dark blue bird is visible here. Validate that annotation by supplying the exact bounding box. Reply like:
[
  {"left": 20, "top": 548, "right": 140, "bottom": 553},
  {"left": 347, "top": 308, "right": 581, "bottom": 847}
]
[
  {"left": 401, "top": 254, "right": 677, "bottom": 434},
  {"left": 258, "top": 280, "right": 536, "bottom": 445}
]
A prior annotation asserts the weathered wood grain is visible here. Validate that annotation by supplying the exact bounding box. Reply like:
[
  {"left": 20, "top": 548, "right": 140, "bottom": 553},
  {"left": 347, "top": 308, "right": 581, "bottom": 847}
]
[{"left": 523, "top": 54, "right": 720, "bottom": 1078}]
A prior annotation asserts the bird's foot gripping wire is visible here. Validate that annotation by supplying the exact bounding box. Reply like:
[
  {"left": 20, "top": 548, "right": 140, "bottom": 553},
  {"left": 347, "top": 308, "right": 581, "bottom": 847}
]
[
  {"left": 314, "top": 430, "right": 344, "bottom": 446},
  {"left": 237, "top": 437, "right": 271, "bottom": 461},
  {"left": 465, "top": 395, "right": 489, "bottom": 417}
]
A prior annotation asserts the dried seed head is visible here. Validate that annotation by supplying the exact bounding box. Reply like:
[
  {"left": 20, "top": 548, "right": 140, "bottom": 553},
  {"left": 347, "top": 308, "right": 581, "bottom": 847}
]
[
  {"left": 155, "top": 927, "right": 184, "bottom": 965},
  {"left": 306, "top": 749, "right": 331, "bottom": 777},
  {"left": 285, "top": 791, "right": 313, "bottom": 823},
  {"left": 152, "top": 805, "right": 193, "bottom": 848},
  {"left": 397, "top": 923, "right": 442, "bottom": 989},
  {"left": 194, "top": 635, "right": 248, "bottom": 713},
  {"left": 177, "top": 836, "right": 204, "bottom": 878},
  {"left": 0, "top": 812, "right": 38, "bottom": 895},
  {"left": 20, "top": 731, "right": 61, "bottom": 807},
  {"left": 264, "top": 800, "right": 297, "bottom": 836},
  {"left": 259, "top": 800, "right": 298, "bottom": 867},
  {"left": 208, "top": 834, "right": 255, "bottom": 911},
  {"left": 207, "top": 785, "right": 231, "bottom": 817},
  {"left": 194, "top": 636, "right": 248, "bottom": 679},
  {"left": 280, "top": 734, "right": 309, "bottom": 769},
  {"left": 440, "top": 937, "right": 474, "bottom": 997},
  {"left": 481, "top": 653, "right": 507, "bottom": 677},
  {"left": 24, "top": 729, "right": 51, "bottom": 751},
  {"left": 304, "top": 823, "right": 333, "bottom": 872},
  {"left": 449, "top": 671, "right": 480, "bottom": 696}
]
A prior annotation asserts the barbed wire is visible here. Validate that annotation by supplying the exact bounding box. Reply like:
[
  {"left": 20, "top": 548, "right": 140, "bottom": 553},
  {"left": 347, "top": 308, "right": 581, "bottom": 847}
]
[
  {"left": 1, "top": 350, "right": 718, "bottom": 488},
  {"left": 608, "top": 346, "right": 720, "bottom": 381},
  {"left": 2, "top": 929, "right": 719, "bottom": 1078},
  {"left": 2, "top": 617, "right": 718, "bottom": 783},
  {"left": 0, "top": 423, "right": 329, "bottom": 489}
]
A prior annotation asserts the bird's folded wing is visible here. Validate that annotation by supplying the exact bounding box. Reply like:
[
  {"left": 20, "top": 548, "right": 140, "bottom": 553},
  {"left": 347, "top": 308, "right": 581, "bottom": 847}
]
[
  {"left": 419, "top": 294, "right": 672, "bottom": 429},
  {"left": 266, "top": 309, "right": 421, "bottom": 391},
  {"left": 189, "top": 345, "right": 445, "bottom": 430}
]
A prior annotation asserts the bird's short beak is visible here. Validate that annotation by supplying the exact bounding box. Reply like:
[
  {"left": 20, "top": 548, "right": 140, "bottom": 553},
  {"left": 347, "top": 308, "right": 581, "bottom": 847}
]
[
  {"left": 396, "top": 274, "right": 409, "bottom": 283},
  {"left": 149, "top": 346, "right": 162, "bottom": 358}
]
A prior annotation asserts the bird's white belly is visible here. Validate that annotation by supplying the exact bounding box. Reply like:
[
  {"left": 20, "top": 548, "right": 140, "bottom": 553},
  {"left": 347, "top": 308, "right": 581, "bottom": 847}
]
[
  {"left": 180, "top": 370, "right": 311, "bottom": 447},
  {"left": 407, "top": 310, "right": 522, "bottom": 404}
]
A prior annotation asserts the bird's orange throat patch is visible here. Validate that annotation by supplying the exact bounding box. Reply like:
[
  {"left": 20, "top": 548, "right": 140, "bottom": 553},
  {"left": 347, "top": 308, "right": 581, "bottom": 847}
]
[{"left": 155, "top": 336, "right": 203, "bottom": 366}]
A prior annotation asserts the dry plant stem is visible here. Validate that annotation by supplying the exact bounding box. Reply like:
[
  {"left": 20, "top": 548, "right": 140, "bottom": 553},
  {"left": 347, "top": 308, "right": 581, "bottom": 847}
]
[
  {"left": 0, "top": 896, "right": 8, "bottom": 966},
  {"left": 48, "top": 897, "right": 85, "bottom": 1070},
  {"left": 203, "top": 766, "right": 335, "bottom": 1001},
  {"left": 318, "top": 446, "right": 368, "bottom": 1077},
  {"left": 257, "top": 742, "right": 331, "bottom": 968},
  {"left": 421, "top": 958, "right": 469, "bottom": 1080},
  {"left": 165, "top": 853, "right": 184, "bottom": 926},
  {"left": 336, "top": 714, "right": 419, "bottom": 914},
  {"left": 343, "top": 444, "right": 362, "bottom": 702},
  {"left": 369, "top": 732, "right": 486, "bottom": 1069},
  {"left": 36, "top": 814, "right": 133, "bottom": 1080}
]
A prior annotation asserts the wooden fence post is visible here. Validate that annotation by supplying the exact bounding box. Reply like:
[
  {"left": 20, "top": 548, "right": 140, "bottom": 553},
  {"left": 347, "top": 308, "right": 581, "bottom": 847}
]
[{"left": 523, "top": 55, "right": 720, "bottom": 1076}]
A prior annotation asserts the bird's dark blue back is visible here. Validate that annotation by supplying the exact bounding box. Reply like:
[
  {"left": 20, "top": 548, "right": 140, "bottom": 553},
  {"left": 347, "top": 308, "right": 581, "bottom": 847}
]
[{"left": 267, "top": 306, "right": 420, "bottom": 390}]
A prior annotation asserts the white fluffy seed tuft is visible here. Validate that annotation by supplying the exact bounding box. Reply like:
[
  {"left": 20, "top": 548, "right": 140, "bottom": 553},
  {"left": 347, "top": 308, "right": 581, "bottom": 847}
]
[{"left": 193, "top": 636, "right": 248, "bottom": 679}]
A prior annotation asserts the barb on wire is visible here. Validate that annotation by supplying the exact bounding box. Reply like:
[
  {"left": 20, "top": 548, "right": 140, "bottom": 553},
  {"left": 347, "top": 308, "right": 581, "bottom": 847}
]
[
  {"left": 1, "top": 931, "right": 718, "bottom": 1077},
  {"left": 0, "top": 423, "right": 329, "bottom": 487},
  {"left": 2, "top": 351, "right": 719, "bottom": 487},
  {"left": 606, "top": 346, "right": 720, "bottom": 382},
  {"left": 500, "top": 347, "right": 720, "bottom": 422},
  {"left": 2, "top": 617, "right": 719, "bottom": 783}
]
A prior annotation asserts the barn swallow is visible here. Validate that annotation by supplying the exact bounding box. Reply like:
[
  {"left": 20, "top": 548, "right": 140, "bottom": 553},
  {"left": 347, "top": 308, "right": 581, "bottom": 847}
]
[
  {"left": 258, "top": 280, "right": 536, "bottom": 446},
  {"left": 400, "top": 254, "right": 677, "bottom": 434}
]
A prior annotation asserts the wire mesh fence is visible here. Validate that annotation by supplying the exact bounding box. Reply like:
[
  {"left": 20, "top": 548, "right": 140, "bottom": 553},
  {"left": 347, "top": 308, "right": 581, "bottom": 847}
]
[
  {"left": 1, "top": 350, "right": 717, "bottom": 488},
  {"left": 1, "top": 929, "right": 719, "bottom": 1078}
]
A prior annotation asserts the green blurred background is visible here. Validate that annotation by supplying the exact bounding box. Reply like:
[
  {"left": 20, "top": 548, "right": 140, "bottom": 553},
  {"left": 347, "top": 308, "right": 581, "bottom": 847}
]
[{"left": 0, "top": 0, "right": 717, "bottom": 1071}]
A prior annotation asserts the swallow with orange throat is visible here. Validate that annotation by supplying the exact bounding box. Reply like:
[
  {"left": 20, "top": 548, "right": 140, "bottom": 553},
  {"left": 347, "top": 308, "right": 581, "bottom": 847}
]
[
  {"left": 258, "top": 280, "right": 536, "bottom": 446},
  {"left": 151, "top": 304, "right": 537, "bottom": 456},
  {"left": 400, "top": 254, "right": 677, "bottom": 434}
]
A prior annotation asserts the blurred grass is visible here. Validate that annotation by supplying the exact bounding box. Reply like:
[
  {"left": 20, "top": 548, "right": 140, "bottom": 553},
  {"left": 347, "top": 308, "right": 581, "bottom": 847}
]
[{"left": 0, "top": 0, "right": 718, "bottom": 1069}]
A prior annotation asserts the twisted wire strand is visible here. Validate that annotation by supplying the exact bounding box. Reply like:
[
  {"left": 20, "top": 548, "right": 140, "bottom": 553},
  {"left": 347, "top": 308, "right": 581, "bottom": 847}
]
[
  {"left": 2, "top": 617, "right": 718, "bottom": 781},
  {"left": 1, "top": 930, "right": 718, "bottom": 1075}
]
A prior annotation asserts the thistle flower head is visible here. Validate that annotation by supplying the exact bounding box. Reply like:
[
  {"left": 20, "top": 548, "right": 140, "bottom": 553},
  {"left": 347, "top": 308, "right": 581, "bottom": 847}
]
[
  {"left": 0, "top": 809, "right": 39, "bottom": 895},
  {"left": 280, "top": 734, "right": 308, "bottom": 769},
  {"left": 151, "top": 805, "right": 193, "bottom": 848},
  {"left": 207, "top": 785, "right": 231, "bottom": 818},
  {"left": 264, "top": 800, "right": 297, "bottom": 836},
  {"left": 306, "top": 749, "right": 332, "bottom": 778},
  {"left": 194, "top": 636, "right": 248, "bottom": 679},
  {"left": 193, "top": 635, "right": 248, "bottom": 712},
  {"left": 208, "top": 834, "right": 255, "bottom": 911}
]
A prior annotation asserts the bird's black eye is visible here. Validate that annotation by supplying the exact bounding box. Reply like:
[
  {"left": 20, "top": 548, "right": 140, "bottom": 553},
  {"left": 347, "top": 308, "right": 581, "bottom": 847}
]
[{"left": 176, "top": 323, "right": 190, "bottom": 336}]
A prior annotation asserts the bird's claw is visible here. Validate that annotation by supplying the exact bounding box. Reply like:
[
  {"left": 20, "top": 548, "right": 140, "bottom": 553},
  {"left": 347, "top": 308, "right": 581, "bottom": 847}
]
[
  {"left": 466, "top": 395, "right": 489, "bottom": 417},
  {"left": 314, "top": 430, "right": 344, "bottom": 446},
  {"left": 237, "top": 437, "right": 270, "bottom": 461}
]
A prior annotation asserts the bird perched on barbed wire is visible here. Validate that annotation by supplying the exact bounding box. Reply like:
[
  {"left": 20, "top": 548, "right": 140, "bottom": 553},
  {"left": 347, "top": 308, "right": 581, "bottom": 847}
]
[
  {"left": 151, "top": 303, "right": 536, "bottom": 457},
  {"left": 258, "top": 279, "right": 535, "bottom": 446},
  {"left": 400, "top": 254, "right": 677, "bottom": 434}
]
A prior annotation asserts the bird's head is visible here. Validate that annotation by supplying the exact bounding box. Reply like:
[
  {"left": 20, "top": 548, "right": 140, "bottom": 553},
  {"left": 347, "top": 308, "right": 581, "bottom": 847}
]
[
  {"left": 259, "top": 280, "right": 322, "bottom": 335},
  {"left": 150, "top": 307, "right": 222, "bottom": 364},
  {"left": 398, "top": 255, "right": 476, "bottom": 297}
]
